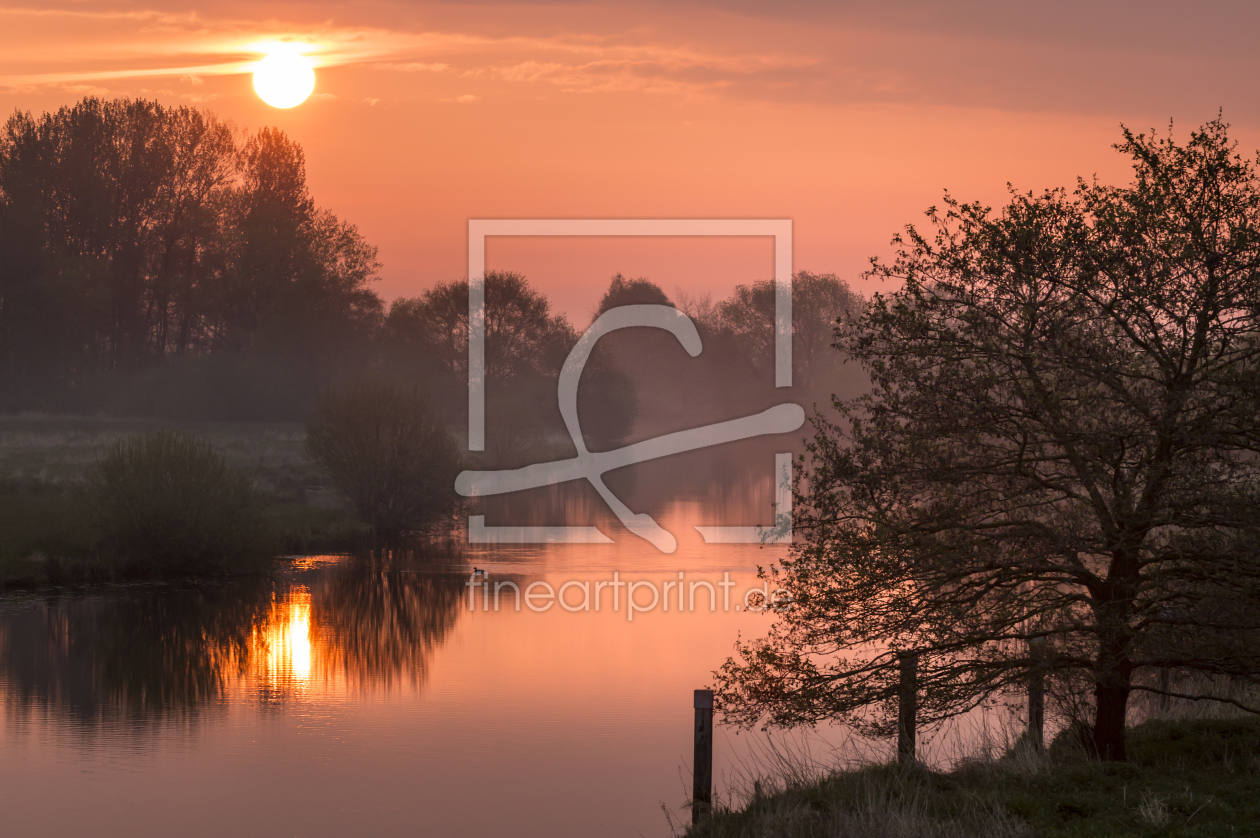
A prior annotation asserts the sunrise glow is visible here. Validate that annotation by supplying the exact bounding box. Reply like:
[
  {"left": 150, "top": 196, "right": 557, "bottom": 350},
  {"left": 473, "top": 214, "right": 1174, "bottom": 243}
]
[
  {"left": 252, "top": 50, "right": 315, "bottom": 108},
  {"left": 5, "top": 5, "right": 1260, "bottom": 836}
]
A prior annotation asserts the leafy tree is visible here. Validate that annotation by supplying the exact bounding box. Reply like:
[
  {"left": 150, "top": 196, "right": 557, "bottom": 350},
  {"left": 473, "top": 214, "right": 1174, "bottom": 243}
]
[
  {"left": 384, "top": 271, "right": 637, "bottom": 448},
  {"left": 716, "top": 119, "right": 1260, "bottom": 762},
  {"left": 304, "top": 380, "right": 463, "bottom": 541},
  {"left": 0, "top": 97, "right": 381, "bottom": 413},
  {"left": 714, "top": 271, "right": 862, "bottom": 393}
]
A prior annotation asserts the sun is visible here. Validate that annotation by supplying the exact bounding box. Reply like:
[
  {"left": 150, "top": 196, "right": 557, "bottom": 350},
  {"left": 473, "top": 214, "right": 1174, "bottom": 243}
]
[{"left": 253, "top": 50, "right": 316, "bottom": 109}]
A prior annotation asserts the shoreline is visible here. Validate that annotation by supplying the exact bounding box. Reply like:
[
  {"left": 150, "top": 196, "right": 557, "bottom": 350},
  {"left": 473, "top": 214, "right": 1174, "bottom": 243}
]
[{"left": 685, "top": 716, "right": 1260, "bottom": 837}]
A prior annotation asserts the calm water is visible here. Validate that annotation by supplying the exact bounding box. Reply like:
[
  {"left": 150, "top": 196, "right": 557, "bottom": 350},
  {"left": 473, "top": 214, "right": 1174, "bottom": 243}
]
[{"left": 0, "top": 455, "right": 859, "bottom": 837}]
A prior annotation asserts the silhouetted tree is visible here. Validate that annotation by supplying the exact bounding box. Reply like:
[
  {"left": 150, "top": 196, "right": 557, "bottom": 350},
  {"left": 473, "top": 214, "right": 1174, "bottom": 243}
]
[
  {"left": 305, "top": 380, "right": 463, "bottom": 541},
  {"left": 385, "top": 271, "right": 636, "bottom": 449},
  {"left": 716, "top": 119, "right": 1260, "bottom": 762},
  {"left": 595, "top": 273, "right": 674, "bottom": 315},
  {"left": 714, "top": 271, "right": 862, "bottom": 393},
  {"left": 0, "top": 97, "right": 381, "bottom": 414}
]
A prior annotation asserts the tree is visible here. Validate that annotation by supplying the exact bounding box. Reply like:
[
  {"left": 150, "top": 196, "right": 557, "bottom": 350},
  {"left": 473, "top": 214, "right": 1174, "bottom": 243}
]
[
  {"left": 385, "top": 271, "right": 571, "bottom": 381},
  {"left": 0, "top": 97, "right": 382, "bottom": 413},
  {"left": 595, "top": 273, "right": 674, "bottom": 315},
  {"left": 384, "top": 271, "right": 637, "bottom": 448},
  {"left": 715, "top": 119, "right": 1260, "bottom": 762},
  {"left": 714, "top": 271, "right": 862, "bottom": 393},
  {"left": 304, "top": 380, "right": 463, "bottom": 542}
]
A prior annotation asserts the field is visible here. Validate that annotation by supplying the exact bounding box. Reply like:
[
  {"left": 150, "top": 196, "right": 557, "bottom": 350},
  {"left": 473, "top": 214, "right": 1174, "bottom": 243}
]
[
  {"left": 0, "top": 415, "right": 363, "bottom": 584},
  {"left": 0, "top": 414, "right": 322, "bottom": 494}
]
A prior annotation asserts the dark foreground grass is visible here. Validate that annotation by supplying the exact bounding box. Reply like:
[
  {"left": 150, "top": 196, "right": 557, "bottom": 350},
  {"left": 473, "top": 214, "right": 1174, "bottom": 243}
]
[{"left": 688, "top": 718, "right": 1260, "bottom": 838}]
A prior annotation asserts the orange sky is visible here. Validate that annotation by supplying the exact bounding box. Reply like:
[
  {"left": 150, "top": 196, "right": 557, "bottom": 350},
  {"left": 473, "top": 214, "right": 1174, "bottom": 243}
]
[{"left": 3, "top": 1, "right": 1260, "bottom": 322}]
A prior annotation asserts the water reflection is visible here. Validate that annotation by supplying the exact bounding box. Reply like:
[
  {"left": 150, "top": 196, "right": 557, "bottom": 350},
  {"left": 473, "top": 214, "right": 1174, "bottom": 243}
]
[
  {"left": 0, "top": 558, "right": 471, "bottom": 730},
  {"left": 309, "top": 562, "right": 467, "bottom": 691},
  {"left": 255, "top": 588, "right": 314, "bottom": 698},
  {"left": 0, "top": 491, "right": 807, "bottom": 838},
  {"left": 0, "top": 581, "right": 271, "bottom": 728}
]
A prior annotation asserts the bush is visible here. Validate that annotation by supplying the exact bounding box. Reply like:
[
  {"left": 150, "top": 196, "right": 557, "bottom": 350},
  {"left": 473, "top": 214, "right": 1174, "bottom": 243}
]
[
  {"left": 85, "top": 430, "right": 265, "bottom": 574},
  {"left": 304, "top": 380, "right": 463, "bottom": 541}
]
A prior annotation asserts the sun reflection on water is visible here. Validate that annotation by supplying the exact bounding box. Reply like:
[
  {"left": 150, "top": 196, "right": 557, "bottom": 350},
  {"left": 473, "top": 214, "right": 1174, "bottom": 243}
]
[{"left": 256, "top": 589, "right": 313, "bottom": 690}]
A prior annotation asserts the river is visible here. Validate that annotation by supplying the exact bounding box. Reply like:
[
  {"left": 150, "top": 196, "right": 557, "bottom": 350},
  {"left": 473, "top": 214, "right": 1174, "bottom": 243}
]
[{"left": 0, "top": 454, "right": 864, "bottom": 837}]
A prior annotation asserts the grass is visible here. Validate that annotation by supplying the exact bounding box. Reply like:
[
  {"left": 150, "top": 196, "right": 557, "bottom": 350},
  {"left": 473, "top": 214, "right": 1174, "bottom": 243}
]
[
  {"left": 0, "top": 414, "right": 321, "bottom": 494},
  {"left": 0, "top": 416, "right": 369, "bottom": 587},
  {"left": 685, "top": 717, "right": 1260, "bottom": 838}
]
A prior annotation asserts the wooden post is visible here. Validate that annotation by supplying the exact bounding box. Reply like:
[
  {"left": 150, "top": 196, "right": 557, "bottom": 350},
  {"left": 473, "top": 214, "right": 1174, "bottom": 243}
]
[
  {"left": 897, "top": 652, "right": 918, "bottom": 765},
  {"left": 693, "top": 689, "right": 714, "bottom": 824},
  {"left": 1028, "top": 639, "right": 1045, "bottom": 750}
]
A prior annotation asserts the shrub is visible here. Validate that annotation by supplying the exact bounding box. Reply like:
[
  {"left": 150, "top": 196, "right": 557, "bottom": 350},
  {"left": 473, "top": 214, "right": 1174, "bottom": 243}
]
[
  {"left": 85, "top": 430, "right": 264, "bottom": 573},
  {"left": 304, "top": 380, "right": 462, "bottom": 541}
]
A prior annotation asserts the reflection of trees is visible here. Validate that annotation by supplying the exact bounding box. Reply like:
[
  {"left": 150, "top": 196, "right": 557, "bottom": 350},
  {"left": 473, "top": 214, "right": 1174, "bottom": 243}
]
[
  {"left": 308, "top": 563, "right": 466, "bottom": 691},
  {"left": 0, "top": 561, "right": 471, "bottom": 730},
  {"left": 0, "top": 580, "right": 273, "bottom": 726}
]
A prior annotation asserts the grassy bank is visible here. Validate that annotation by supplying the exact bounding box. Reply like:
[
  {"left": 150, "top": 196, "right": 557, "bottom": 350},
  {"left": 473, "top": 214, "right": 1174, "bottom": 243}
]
[
  {"left": 0, "top": 416, "right": 370, "bottom": 588},
  {"left": 688, "top": 717, "right": 1260, "bottom": 838}
]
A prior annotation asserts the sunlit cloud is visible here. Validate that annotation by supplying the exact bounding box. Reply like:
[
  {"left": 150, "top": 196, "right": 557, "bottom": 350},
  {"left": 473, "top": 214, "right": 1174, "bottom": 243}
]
[
  {"left": 375, "top": 62, "right": 451, "bottom": 73},
  {"left": 0, "top": 5, "right": 827, "bottom": 103},
  {"left": 4, "top": 1, "right": 1244, "bottom": 117}
]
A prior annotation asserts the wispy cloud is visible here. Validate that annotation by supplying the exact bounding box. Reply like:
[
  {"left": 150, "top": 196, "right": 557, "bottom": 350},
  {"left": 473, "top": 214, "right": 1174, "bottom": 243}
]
[
  {"left": 375, "top": 62, "right": 450, "bottom": 73},
  {"left": 0, "top": 5, "right": 827, "bottom": 103},
  {"left": 6, "top": 1, "right": 1235, "bottom": 118}
]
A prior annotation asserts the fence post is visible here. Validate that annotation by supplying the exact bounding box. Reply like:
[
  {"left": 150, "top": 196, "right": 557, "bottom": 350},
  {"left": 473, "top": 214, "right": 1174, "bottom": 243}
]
[
  {"left": 897, "top": 652, "right": 918, "bottom": 765},
  {"left": 693, "top": 689, "right": 714, "bottom": 824},
  {"left": 1028, "top": 638, "right": 1045, "bottom": 750}
]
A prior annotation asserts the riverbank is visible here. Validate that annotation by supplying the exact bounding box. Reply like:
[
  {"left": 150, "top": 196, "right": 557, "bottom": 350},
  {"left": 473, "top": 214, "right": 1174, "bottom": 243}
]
[
  {"left": 686, "top": 717, "right": 1260, "bottom": 837},
  {"left": 0, "top": 415, "right": 369, "bottom": 588}
]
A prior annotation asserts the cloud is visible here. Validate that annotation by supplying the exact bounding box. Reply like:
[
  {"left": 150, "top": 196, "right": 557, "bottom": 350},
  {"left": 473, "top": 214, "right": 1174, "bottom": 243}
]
[
  {"left": 0, "top": 4, "right": 822, "bottom": 105},
  {"left": 3, "top": 2, "right": 1257, "bottom": 119},
  {"left": 375, "top": 62, "right": 449, "bottom": 73},
  {"left": 62, "top": 83, "right": 111, "bottom": 96}
]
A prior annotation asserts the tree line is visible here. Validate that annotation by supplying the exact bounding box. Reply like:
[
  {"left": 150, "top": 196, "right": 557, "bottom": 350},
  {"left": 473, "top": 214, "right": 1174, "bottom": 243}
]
[
  {"left": 0, "top": 97, "right": 864, "bottom": 452},
  {"left": 0, "top": 97, "right": 381, "bottom": 412}
]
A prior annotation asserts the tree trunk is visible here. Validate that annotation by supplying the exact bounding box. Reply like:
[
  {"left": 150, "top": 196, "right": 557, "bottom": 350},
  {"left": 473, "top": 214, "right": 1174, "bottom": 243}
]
[
  {"left": 1093, "top": 675, "right": 1134, "bottom": 756},
  {"left": 1092, "top": 557, "right": 1138, "bottom": 762}
]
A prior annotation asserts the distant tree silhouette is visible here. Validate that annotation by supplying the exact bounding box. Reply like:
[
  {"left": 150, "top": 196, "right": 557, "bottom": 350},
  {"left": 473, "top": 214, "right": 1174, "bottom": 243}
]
[
  {"left": 714, "top": 271, "right": 862, "bottom": 393},
  {"left": 595, "top": 273, "right": 674, "bottom": 316},
  {"left": 386, "top": 271, "right": 570, "bottom": 381},
  {"left": 0, "top": 97, "right": 381, "bottom": 413},
  {"left": 385, "top": 271, "right": 636, "bottom": 451}
]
